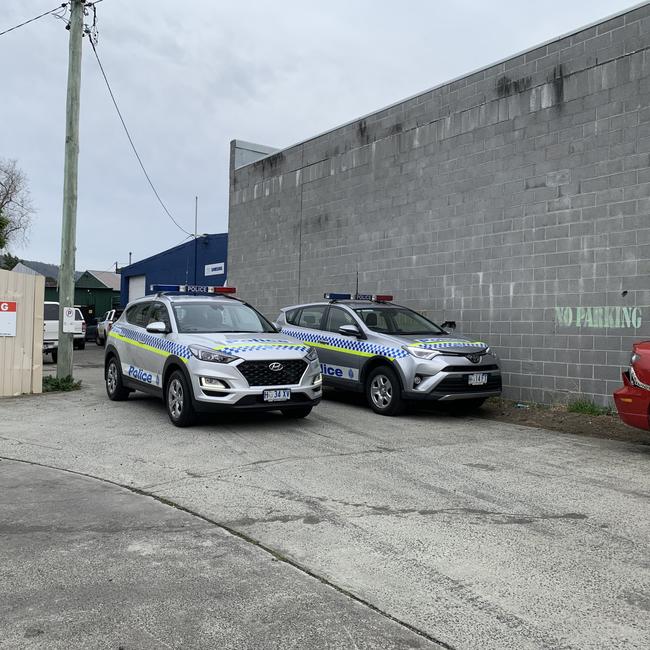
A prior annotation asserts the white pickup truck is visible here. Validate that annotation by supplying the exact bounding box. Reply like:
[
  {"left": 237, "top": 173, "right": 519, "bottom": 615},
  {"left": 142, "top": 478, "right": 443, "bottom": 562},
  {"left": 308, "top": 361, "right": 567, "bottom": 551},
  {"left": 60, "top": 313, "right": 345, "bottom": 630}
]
[
  {"left": 95, "top": 308, "right": 123, "bottom": 346},
  {"left": 43, "top": 301, "right": 86, "bottom": 362}
]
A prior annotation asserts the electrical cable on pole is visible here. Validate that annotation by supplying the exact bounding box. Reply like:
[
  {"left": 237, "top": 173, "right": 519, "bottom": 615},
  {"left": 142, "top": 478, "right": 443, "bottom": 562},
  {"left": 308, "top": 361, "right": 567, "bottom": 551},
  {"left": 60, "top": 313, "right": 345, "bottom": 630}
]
[
  {"left": 0, "top": 4, "right": 68, "bottom": 38},
  {"left": 88, "top": 38, "right": 193, "bottom": 236}
]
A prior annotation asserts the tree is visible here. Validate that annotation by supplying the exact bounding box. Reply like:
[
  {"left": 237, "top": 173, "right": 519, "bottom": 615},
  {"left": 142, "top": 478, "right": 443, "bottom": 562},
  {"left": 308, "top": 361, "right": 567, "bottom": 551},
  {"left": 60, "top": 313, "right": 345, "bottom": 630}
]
[
  {"left": 0, "top": 252, "right": 21, "bottom": 270},
  {"left": 0, "top": 159, "right": 34, "bottom": 251}
]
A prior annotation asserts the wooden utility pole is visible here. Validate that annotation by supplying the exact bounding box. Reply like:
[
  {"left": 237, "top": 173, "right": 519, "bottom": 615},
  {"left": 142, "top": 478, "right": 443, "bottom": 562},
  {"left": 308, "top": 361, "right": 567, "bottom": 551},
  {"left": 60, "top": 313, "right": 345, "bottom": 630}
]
[{"left": 57, "top": 0, "right": 84, "bottom": 379}]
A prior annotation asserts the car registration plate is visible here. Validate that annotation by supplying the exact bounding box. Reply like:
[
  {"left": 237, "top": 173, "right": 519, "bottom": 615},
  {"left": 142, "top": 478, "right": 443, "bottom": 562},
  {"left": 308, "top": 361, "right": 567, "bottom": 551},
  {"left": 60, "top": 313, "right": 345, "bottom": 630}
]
[
  {"left": 468, "top": 373, "right": 488, "bottom": 386},
  {"left": 263, "top": 389, "right": 291, "bottom": 402}
]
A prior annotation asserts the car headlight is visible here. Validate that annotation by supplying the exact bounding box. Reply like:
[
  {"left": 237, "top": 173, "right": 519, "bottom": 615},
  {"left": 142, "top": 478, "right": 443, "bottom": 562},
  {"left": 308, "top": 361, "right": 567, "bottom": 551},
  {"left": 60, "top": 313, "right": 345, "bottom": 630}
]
[
  {"left": 305, "top": 346, "right": 318, "bottom": 362},
  {"left": 404, "top": 345, "right": 442, "bottom": 360},
  {"left": 189, "top": 345, "right": 238, "bottom": 364}
]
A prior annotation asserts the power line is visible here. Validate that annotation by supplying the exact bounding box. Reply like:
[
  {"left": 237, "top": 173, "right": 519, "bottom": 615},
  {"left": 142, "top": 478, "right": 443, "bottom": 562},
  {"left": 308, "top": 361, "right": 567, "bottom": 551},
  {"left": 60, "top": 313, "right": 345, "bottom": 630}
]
[
  {"left": 88, "top": 38, "right": 193, "bottom": 236},
  {"left": 0, "top": 3, "right": 68, "bottom": 38}
]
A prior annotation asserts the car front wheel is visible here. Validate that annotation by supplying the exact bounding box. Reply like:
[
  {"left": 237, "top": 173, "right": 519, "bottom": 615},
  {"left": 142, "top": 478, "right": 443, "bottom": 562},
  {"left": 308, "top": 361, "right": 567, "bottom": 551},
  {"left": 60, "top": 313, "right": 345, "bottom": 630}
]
[
  {"left": 166, "top": 370, "right": 196, "bottom": 427},
  {"left": 365, "top": 366, "right": 404, "bottom": 416},
  {"left": 106, "top": 356, "right": 130, "bottom": 401}
]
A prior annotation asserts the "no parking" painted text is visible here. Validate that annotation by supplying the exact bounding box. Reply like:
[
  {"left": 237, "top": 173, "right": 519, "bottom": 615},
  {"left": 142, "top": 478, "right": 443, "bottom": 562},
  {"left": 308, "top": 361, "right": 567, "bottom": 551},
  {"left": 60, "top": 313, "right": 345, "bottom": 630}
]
[{"left": 555, "top": 306, "right": 642, "bottom": 329}]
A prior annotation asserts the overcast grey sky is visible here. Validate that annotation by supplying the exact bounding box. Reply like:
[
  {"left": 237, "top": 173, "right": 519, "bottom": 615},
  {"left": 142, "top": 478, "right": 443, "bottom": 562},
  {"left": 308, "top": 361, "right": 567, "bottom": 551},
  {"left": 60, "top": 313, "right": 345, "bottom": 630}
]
[{"left": 1, "top": 0, "right": 641, "bottom": 270}]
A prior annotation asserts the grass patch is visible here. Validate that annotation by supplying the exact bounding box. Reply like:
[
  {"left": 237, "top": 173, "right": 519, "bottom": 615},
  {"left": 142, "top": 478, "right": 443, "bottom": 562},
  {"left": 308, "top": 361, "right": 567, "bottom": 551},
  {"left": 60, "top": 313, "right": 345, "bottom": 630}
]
[
  {"left": 566, "top": 399, "right": 612, "bottom": 416},
  {"left": 43, "top": 375, "right": 82, "bottom": 393}
]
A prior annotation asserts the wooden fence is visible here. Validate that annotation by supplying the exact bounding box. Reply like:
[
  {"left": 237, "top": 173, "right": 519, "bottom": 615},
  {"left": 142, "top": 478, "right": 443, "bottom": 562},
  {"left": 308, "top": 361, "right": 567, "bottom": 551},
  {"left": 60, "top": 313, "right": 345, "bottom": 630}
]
[{"left": 0, "top": 268, "right": 45, "bottom": 397}]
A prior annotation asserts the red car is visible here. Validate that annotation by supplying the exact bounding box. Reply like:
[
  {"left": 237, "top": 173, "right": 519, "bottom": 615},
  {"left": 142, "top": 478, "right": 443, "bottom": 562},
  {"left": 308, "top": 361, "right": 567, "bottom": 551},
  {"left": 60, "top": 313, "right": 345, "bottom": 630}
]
[{"left": 614, "top": 341, "right": 650, "bottom": 431}]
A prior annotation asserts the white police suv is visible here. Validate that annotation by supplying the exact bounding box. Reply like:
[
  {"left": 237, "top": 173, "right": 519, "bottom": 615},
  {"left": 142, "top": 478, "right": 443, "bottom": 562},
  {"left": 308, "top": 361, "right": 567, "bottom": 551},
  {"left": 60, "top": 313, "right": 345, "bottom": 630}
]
[
  {"left": 276, "top": 293, "right": 501, "bottom": 415},
  {"left": 105, "top": 285, "right": 322, "bottom": 426}
]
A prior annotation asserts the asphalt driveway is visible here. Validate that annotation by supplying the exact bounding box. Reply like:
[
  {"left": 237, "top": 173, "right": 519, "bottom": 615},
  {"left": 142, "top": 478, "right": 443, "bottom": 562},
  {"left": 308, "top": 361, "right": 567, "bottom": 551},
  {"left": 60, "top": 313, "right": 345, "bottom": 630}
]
[{"left": 1, "top": 346, "right": 648, "bottom": 649}]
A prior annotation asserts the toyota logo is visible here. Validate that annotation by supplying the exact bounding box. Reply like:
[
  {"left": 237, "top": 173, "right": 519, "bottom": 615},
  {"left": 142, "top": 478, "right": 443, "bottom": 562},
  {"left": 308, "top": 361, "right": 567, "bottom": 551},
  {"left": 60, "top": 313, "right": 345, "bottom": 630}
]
[
  {"left": 467, "top": 353, "right": 481, "bottom": 364},
  {"left": 269, "top": 362, "right": 284, "bottom": 372}
]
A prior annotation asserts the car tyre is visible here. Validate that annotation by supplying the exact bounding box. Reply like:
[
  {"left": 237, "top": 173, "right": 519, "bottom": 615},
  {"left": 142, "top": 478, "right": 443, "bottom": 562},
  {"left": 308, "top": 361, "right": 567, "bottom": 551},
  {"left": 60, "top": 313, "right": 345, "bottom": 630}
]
[
  {"left": 280, "top": 406, "right": 313, "bottom": 419},
  {"left": 166, "top": 370, "right": 196, "bottom": 427},
  {"left": 96, "top": 333, "right": 103, "bottom": 346},
  {"left": 51, "top": 350, "right": 57, "bottom": 364},
  {"left": 78, "top": 340, "right": 85, "bottom": 350},
  {"left": 365, "top": 365, "right": 404, "bottom": 416},
  {"left": 106, "top": 356, "right": 130, "bottom": 401}
]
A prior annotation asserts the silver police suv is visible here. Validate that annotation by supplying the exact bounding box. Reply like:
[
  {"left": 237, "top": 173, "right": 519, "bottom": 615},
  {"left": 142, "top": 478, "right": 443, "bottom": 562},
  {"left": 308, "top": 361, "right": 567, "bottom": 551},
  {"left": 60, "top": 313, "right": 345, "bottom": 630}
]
[
  {"left": 276, "top": 293, "right": 501, "bottom": 415},
  {"left": 104, "top": 286, "right": 322, "bottom": 426}
]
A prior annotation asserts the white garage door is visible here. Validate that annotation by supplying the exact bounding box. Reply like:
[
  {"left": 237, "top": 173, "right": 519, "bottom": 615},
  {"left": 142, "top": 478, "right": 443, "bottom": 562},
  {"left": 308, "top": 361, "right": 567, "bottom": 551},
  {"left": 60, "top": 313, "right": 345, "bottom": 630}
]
[{"left": 128, "top": 275, "right": 146, "bottom": 302}]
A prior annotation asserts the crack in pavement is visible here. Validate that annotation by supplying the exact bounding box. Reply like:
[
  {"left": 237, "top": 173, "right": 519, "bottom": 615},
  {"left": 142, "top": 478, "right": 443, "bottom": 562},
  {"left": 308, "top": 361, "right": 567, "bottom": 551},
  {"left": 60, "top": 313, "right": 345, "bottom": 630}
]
[
  {"left": 0, "top": 435, "right": 63, "bottom": 451},
  {"left": 139, "top": 445, "right": 404, "bottom": 491}
]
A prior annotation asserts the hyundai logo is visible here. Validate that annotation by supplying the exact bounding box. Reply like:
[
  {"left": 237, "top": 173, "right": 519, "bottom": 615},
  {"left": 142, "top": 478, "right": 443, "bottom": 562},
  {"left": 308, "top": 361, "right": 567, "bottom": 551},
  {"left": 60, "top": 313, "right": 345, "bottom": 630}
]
[
  {"left": 269, "top": 362, "right": 284, "bottom": 372},
  {"left": 467, "top": 353, "right": 481, "bottom": 364}
]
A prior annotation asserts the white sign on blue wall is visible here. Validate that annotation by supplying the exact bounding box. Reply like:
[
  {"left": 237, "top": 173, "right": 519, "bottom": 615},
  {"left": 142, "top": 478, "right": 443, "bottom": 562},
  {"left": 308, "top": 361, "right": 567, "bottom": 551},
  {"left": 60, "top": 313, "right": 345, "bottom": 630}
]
[{"left": 204, "top": 262, "right": 225, "bottom": 277}]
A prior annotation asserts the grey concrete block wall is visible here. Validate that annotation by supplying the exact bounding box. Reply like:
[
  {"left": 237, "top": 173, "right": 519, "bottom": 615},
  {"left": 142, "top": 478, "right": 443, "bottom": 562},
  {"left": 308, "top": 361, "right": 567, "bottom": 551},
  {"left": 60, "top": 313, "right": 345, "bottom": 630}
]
[{"left": 228, "top": 4, "right": 650, "bottom": 405}]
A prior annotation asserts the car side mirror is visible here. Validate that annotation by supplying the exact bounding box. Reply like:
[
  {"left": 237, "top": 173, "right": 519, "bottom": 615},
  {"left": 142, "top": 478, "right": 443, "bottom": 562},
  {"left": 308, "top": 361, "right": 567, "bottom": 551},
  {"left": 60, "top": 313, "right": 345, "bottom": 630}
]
[
  {"left": 441, "top": 320, "right": 456, "bottom": 333},
  {"left": 339, "top": 324, "right": 361, "bottom": 337},
  {"left": 146, "top": 321, "right": 169, "bottom": 334}
]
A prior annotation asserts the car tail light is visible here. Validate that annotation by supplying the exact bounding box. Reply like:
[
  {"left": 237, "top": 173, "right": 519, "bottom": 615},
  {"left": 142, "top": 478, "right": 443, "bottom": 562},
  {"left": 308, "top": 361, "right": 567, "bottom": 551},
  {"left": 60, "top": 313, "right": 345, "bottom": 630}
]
[
  {"left": 82, "top": 322, "right": 86, "bottom": 333},
  {"left": 108, "top": 322, "right": 113, "bottom": 332}
]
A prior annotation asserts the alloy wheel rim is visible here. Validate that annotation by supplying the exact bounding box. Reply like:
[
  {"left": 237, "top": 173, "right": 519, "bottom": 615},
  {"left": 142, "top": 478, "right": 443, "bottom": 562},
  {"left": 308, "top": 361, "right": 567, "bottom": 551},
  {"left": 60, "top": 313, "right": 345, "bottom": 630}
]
[
  {"left": 168, "top": 378, "right": 183, "bottom": 419},
  {"left": 370, "top": 374, "right": 392, "bottom": 409},
  {"left": 107, "top": 362, "right": 117, "bottom": 394}
]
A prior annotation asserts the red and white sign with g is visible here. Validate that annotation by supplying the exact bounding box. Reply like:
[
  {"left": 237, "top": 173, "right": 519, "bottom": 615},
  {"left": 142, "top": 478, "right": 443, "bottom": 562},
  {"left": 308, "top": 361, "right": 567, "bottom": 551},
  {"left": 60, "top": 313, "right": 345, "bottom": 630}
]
[{"left": 0, "top": 300, "right": 17, "bottom": 336}]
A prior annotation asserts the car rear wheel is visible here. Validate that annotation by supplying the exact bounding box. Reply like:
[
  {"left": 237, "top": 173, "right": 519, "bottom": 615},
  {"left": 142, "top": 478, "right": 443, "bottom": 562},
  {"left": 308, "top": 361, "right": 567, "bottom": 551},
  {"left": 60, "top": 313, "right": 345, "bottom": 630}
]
[
  {"left": 51, "top": 350, "right": 57, "bottom": 364},
  {"left": 365, "top": 366, "right": 404, "bottom": 416},
  {"left": 95, "top": 333, "right": 103, "bottom": 346},
  {"left": 166, "top": 370, "right": 196, "bottom": 427},
  {"left": 280, "top": 406, "right": 313, "bottom": 419},
  {"left": 106, "top": 356, "right": 130, "bottom": 401}
]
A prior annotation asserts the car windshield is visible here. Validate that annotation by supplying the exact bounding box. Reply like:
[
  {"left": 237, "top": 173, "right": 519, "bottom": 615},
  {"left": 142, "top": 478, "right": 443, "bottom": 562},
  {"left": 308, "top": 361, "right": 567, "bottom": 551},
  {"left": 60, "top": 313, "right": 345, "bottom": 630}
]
[
  {"left": 353, "top": 307, "right": 446, "bottom": 335},
  {"left": 172, "top": 301, "right": 275, "bottom": 334}
]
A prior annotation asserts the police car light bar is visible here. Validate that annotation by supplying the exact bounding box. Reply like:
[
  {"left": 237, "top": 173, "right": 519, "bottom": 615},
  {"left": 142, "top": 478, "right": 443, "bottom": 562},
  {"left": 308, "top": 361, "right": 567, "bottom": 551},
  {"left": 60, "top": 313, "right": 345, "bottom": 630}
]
[
  {"left": 150, "top": 284, "right": 236, "bottom": 294},
  {"left": 324, "top": 292, "right": 352, "bottom": 300},
  {"left": 354, "top": 293, "right": 393, "bottom": 302}
]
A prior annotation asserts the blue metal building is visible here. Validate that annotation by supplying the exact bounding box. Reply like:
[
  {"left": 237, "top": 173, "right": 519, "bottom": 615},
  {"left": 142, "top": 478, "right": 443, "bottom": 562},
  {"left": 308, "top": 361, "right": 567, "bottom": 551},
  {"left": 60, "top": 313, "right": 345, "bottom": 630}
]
[{"left": 119, "top": 233, "right": 228, "bottom": 306}]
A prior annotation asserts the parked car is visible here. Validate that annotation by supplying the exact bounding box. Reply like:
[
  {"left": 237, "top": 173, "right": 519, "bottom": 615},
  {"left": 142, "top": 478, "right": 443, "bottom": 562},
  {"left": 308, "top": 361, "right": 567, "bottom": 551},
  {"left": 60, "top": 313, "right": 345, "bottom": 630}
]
[
  {"left": 85, "top": 317, "right": 99, "bottom": 342},
  {"left": 96, "top": 308, "right": 123, "bottom": 346},
  {"left": 613, "top": 341, "right": 650, "bottom": 431},
  {"left": 104, "top": 285, "right": 321, "bottom": 426},
  {"left": 43, "top": 302, "right": 86, "bottom": 362},
  {"left": 276, "top": 293, "right": 501, "bottom": 415}
]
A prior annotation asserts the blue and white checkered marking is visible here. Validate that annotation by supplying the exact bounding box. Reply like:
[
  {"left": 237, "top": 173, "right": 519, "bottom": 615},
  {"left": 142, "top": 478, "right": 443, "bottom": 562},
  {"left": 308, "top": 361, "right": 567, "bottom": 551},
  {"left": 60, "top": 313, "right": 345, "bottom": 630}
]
[
  {"left": 213, "top": 337, "right": 310, "bottom": 355},
  {"left": 281, "top": 327, "right": 408, "bottom": 359},
  {"left": 413, "top": 338, "right": 487, "bottom": 350},
  {"left": 214, "top": 344, "right": 310, "bottom": 355},
  {"left": 111, "top": 325, "right": 191, "bottom": 359}
]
